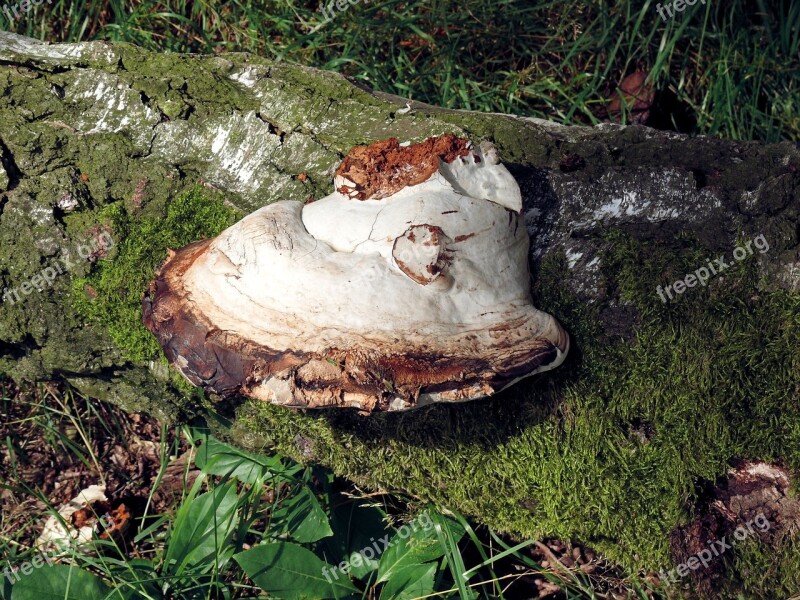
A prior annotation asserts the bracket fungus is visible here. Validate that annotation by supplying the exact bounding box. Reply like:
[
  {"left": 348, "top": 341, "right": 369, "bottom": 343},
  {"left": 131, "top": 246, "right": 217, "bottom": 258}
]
[{"left": 143, "top": 135, "right": 569, "bottom": 411}]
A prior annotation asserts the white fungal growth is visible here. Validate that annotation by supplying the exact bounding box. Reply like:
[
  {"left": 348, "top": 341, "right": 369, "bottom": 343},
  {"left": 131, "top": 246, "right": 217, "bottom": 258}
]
[{"left": 144, "top": 136, "right": 569, "bottom": 411}]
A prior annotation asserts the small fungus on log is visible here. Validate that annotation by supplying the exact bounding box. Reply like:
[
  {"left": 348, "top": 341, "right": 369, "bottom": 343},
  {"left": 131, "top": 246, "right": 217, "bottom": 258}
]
[{"left": 143, "top": 135, "right": 569, "bottom": 411}]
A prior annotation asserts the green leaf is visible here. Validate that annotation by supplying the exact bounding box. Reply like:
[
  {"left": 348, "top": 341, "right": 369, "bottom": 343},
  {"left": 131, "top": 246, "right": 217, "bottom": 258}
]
[
  {"left": 10, "top": 564, "right": 119, "bottom": 600},
  {"left": 234, "top": 542, "right": 359, "bottom": 600},
  {"left": 325, "top": 498, "right": 390, "bottom": 580},
  {"left": 377, "top": 512, "right": 449, "bottom": 583},
  {"left": 2, "top": 571, "right": 11, "bottom": 600},
  {"left": 194, "top": 435, "right": 294, "bottom": 484},
  {"left": 379, "top": 563, "right": 436, "bottom": 600},
  {"left": 163, "top": 479, "right": 239, "bottom": 576},
  {"left": 430, "top": 511, "right": 475, "bottom": 600},
  {"left": 107, "top": 558, "right": 161, "bottom": 599},
  {"left": 270, "top": 485, "right": 333, "bottom": 544}
]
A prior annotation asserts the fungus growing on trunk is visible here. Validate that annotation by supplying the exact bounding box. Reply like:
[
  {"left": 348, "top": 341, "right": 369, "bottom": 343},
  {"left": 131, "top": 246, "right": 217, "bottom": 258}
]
[{"left": 143, "top": 135, "right": 569, "bottom": 411}]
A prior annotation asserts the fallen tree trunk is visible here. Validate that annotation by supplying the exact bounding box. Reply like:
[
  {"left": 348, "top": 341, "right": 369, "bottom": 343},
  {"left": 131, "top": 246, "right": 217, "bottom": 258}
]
[{"left": 1, "top": 31, "right": 798, "bottom": 587}]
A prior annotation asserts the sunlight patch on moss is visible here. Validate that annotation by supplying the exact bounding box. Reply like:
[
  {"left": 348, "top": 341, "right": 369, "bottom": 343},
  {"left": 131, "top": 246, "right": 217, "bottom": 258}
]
[
  {"left": 71, "top": 187, "right": 239, "bottom": 361},
  {"left": 232, "top": 229, "right": 799, "bottom": 592}
]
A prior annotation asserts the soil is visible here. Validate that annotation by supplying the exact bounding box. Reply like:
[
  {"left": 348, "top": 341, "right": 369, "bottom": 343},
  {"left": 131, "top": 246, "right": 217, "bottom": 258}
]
[
  {"left": 0, "top": 376, "right": 649, "bottom": 598},
  {"left": 0, "top": 377, "right": 197, "bottom": 551},
  {"left": 669, "top": 459, "right": 800, "bottom": 596}
]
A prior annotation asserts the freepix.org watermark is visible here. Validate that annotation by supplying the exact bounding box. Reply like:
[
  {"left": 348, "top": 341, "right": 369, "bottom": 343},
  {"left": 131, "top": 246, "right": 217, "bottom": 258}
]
[
  {"left": 319, "top": 0, "right": 370, "bottom": 23},
  {"left": 1, "top": 231, "right": 113, "bottom": 306},
  {"left": 659, "top": 512, "right": 770, "bottom": 586},
  {"left": 656, "top": 234, "right": 769, "bottom": 304},
  {"left": 322, "top": 511, "right": 434, "bottom": 582},
  {"left": 2, "top": 550, "right": 56, "bottom": 585},
  {"left": 656, "top": 0, "right": 707, "bottom": 22},
  {"left": 1, "top": 0, "right": 52, "bottom": 23}
]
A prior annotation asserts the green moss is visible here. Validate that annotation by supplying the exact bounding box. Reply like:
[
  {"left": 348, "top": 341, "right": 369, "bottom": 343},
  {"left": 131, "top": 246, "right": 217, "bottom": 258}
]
[
  {"left": 115, "top": 46, "right": 263, "bottom": 119},
  {"left": 228, "top": 229, "right": 799, "bottom": 596},
  {"left": 70, "top": 186, "right": 239, "bottom": 361},
  {"left": 726, "top": 537, "right": 800, "bottom": 598}
]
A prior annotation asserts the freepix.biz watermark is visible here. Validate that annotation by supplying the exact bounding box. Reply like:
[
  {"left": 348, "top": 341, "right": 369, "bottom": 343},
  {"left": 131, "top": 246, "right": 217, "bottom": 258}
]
[
  {"left": 656, "top": 234, "right": 769, "bottom": 304},
  {"left": 322, "top": 511, "right": 433, "bottom": 582}
]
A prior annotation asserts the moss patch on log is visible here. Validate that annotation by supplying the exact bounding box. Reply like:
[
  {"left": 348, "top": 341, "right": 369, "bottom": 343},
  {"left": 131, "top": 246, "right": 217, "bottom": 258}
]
[
  {"left": 227, "top": 228, "right": 799, "bottom": 594},
  {"left": 70, "top": 186, "right": 239, "bottom": 361},
  {"left": 2, "top": 35, "right": 798, "bottom": 595}
]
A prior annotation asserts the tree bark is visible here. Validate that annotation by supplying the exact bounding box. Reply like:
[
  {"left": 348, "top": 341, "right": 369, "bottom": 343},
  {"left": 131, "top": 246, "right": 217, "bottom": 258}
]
[{"left": 1, "top": 31, "right": 798, "bottom": 579}]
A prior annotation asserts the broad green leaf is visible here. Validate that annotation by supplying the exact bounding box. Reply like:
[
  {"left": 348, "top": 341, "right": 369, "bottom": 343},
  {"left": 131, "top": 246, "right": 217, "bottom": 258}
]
[
  {"left": 270, "top": 485, "right": 333, "bottom": 544},
  {"left": 325, "top": 498, "right": 390, "bottom": 580},
  {"left": 194, "top": 436, "right": 294, "bottom": 483},
  {"left": 379, "top": 563, "right": 436, "bottom": 600},
  {"left": 377, "top": 512, "right": 464, "bottom": 583},
  {"left": 163, "top": 480, "right": 239, "bottom": 576},
  {"left": 10, "top": 564, "right": 120, "bottom": 600},
  {"left": 234, "top": 542, "right": 359, "bottom": 600}
]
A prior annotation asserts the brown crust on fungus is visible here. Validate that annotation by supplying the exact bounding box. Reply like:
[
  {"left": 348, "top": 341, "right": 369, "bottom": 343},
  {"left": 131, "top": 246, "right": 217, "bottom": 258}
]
[
  {"left": 392, "top": 224, "right": 454, "bottom": 286},
  {"left": 335, "top": 134, "right": 470, "bottom": 200},
  {"left": 72, "top": 500, "right": 132, "bottom": 542}
]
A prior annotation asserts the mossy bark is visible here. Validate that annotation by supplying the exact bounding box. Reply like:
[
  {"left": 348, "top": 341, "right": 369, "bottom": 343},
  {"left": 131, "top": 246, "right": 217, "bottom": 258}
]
[{"left": 1, "top": 32, "right": 798, "bottom": 593}]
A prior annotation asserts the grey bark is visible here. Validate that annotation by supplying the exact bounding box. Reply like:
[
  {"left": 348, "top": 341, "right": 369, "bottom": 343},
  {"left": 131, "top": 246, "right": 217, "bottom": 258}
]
[{"left": 0, "top": 30, "right": 797, "bottom": 416}]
